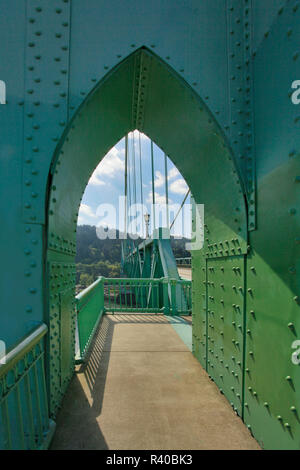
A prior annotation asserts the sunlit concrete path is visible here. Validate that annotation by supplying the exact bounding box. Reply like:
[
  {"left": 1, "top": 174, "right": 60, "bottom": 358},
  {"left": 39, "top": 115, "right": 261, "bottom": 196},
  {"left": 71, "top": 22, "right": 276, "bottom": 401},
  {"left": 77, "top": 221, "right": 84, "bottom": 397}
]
[{"left": 50, "top": 315, "right": 260, "bottom": 450}]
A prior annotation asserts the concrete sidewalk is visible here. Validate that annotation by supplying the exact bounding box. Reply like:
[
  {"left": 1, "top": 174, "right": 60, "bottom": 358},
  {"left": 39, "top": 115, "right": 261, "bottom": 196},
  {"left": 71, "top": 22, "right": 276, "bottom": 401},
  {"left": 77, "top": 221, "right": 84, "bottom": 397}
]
[{"left": 51, "top": 314, "right": 260, "bottom": 450}]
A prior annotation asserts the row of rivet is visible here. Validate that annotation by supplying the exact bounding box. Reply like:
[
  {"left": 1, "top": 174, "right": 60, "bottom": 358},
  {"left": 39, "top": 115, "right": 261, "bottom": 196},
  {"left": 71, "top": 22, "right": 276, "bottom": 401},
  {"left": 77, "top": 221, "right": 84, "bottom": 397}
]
[{"left": 23, "top": 1, "right": 71, "bottom": 224}]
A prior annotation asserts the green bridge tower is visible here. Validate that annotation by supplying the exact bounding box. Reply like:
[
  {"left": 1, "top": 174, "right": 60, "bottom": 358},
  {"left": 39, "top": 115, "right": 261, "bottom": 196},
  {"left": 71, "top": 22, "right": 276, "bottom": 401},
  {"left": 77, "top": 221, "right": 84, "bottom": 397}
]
[{"left": 1, "top": 0, "right": 300, "bottom": 449}]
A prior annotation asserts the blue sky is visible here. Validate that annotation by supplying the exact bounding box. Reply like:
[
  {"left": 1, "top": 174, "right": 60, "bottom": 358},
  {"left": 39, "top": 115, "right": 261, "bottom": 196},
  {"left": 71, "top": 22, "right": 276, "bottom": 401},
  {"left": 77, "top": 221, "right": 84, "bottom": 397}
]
[{"left": 78, "top": 130, "right": 191, "bottom": 238}]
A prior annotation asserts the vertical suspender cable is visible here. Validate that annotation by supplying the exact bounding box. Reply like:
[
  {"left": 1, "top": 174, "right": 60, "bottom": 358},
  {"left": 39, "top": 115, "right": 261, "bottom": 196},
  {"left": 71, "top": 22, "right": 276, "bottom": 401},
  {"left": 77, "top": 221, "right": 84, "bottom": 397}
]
[
  {"left": 124, "top": 134, "right": 128, "bottom": 253},
  {"left": 138, "top": 132, "right": 144, "bottom": 238},
  {"left": 164, "top": 153, "right": 169, "bottom": 228},
  {"left": 127, "top": 133, "right": 132, "bottom": 244},
  {"left": 170, "top": 188, "right": 191, "bottom": 230},
  {"left": 151, "top": 140, "right": 156, "bottom": 232},
  {"left": 132, "top": 132, "right": 137, "bottom": 235}
]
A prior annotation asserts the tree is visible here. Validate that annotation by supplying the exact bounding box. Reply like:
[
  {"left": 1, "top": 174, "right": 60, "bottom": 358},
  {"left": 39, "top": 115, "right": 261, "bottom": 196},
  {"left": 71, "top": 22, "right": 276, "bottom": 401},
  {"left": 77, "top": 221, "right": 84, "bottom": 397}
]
[{"left": 79, "top": 273, "right": 94, "bottom": 288}]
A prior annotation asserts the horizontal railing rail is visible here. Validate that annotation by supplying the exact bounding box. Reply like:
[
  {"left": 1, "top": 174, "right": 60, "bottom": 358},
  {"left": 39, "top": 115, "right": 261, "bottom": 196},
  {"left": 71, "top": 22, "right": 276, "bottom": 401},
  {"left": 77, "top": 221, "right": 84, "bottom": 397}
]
[
  {"left": 102, "top": 277, "right": 162, "bottom": 313},
  {"left": 102, "top": 277, "right": 192, "bottom": 316},
  {"left": 175, "top": 257, "right": 192, "bottom": 266},
  {"left": 0, "top": 324, "right": 55, "bottom": 450},
  {"left": 75, "top": 276, "right": 192, "bottom": 361},
  {"left": 75, "top": 278, "right": 105, "bottom": 362}
]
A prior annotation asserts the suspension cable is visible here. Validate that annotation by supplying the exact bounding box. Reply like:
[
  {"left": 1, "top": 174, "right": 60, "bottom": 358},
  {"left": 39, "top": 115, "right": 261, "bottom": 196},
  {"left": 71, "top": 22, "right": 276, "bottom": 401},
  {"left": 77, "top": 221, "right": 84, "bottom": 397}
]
[
  {"left": 151, "top": 140, "right": 156, "bottom": 231},
  {"left": 124, "top": 134, "right": 128, "bottom": 251},
  {"left": 164, "top": 153, "right": 169, "bottom": 227},
  {"left": 138, "top": 132, "right": 144, "bottom": 238},
  {"left": 169, "top": 188, "right": 191, "bottom": 230},
  {"left": 127, "top": 133, "right": 132, "bottom": 242},
  {"left": 132, "top": 132, "right": 137, "bottom": 215}
]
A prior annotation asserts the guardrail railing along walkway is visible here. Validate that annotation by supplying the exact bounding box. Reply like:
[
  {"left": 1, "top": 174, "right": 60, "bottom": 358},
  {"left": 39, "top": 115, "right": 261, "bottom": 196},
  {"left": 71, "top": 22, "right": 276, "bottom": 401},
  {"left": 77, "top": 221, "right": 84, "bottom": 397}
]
[
  {"left": 75, "top": 276, "right": 192, "bottom": 362},
  {"left": 0, "top": 324, "right": 55, "bottom": 450}
]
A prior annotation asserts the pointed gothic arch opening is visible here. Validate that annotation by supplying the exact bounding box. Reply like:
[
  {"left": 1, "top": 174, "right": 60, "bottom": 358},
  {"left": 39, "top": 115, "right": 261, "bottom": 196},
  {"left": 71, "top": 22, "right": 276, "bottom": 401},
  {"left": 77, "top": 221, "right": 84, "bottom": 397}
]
[{"left": 45, "top": 47, "right": 247, "bottom": 415}]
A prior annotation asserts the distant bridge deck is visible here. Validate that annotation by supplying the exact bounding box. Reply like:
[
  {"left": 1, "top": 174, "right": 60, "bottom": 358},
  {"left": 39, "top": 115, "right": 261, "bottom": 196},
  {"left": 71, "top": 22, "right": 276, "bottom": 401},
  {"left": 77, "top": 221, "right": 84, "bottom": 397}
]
[
  {"left": 51, "top": 314, "right": 259, "bottom": 450},
  {"left": 178, "top": 266, "right": 192, "bottom": 280}
]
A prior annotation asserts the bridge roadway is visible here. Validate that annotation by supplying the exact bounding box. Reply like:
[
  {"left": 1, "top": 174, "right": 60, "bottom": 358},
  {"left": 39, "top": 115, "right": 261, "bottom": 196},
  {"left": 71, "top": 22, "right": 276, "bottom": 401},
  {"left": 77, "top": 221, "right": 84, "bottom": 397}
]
[
  {"left": 51, "top": 314, "right": 260, "bottom": 450},
  {"left": 177, "top": 266, "right": 192, "bottom": 280}
]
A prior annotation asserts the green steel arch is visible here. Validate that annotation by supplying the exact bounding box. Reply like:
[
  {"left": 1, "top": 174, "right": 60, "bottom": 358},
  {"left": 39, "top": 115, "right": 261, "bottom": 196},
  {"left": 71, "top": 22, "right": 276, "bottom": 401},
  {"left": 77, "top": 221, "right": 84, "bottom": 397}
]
[
  {"left": 1, "top": 0, "right": 300, "bottom": 450},
  {"left": 46, "top": 47, "right": 247, "bottom": 412}
]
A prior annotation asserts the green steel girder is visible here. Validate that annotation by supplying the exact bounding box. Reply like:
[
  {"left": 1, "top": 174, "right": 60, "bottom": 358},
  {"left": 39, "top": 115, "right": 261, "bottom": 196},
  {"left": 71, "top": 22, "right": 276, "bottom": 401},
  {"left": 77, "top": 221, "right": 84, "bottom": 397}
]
[
  {"left": 207, "top": 256, "right": 245, "bottom": 417},
  {"left": 243, "top": 249, "right": 300, "bottom": 449},
  {"left": 47, "top": 261, "right": 76, "bottom": 416}
]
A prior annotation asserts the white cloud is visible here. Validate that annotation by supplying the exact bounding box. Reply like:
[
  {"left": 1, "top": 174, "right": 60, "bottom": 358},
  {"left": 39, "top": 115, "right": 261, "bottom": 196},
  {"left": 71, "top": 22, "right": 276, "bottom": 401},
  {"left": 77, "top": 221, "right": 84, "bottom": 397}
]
[
  {"left": 168, "top": 167, "right": 179, "bottom": 181},
  {"left": 88, "top": 146, "right": 124, "bottom": 186},
  {"left": 77, "top": 203, "right": 97, "bottom": 225},
  {"left": 89, "top": 174, "right": 105, "bottom": 186},
  {"left": 169, "top": 178, "right": 188, "bottom": 195},
  {"left": 146, "top": 191, "right": 173, "bottom": 205},
  {"left": 79, "top": 203, "right": 97, "bottom": 218},
  {"left": 154, "top": 170, "right": 165, "bottom": 188},
  {"left": 129, "top": 130, "right": 148, "bottom": 141}
]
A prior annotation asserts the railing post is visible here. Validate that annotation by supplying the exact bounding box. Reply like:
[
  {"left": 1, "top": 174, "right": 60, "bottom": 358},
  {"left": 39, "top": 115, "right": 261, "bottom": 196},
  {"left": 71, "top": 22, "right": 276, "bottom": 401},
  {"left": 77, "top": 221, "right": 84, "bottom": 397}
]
[
  {"left": 161, "top": 277, "right": 170, "bottom": 315},
  {"left": 0, "top": 324, "right": 55, "bottom": 450},
  {"left": 170, "top": 278, "right": 178, "bottom": 316}
]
